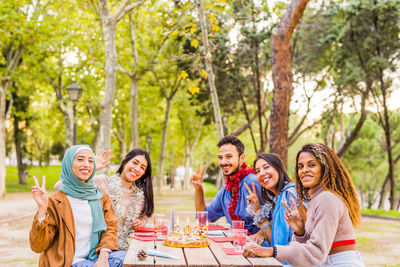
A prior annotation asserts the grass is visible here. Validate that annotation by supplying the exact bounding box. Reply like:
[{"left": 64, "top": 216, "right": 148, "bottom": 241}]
[
  {"left": 6, "top": 166, "right": 61, "bottom": 192},
  {"left": 361, "top": 208, "right": 400, "bottom": 220},
  {"left": 203, "top": 182, "right": 218, "bottom": 198}
]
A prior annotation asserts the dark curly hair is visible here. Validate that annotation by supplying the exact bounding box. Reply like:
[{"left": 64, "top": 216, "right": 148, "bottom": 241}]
[{"left": 295, "top": 143, "right": 361, "bottom": 227}]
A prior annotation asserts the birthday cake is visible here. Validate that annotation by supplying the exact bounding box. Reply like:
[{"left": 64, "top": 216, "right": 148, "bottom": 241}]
[{"left": 163, "top": 225, "right": 210, "bottom": 248}]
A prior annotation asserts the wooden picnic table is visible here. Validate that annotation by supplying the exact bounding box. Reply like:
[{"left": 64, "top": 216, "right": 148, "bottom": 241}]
[{"left": 123, "top": 230, "right": 282, "bottom": 267}]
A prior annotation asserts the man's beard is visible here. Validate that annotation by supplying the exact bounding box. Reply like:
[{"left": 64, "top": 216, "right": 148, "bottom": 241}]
[{"left": 221, "top": 159, "right": 241, "bottom": 177}]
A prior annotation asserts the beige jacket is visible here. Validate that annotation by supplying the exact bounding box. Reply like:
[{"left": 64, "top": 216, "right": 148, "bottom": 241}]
[{"left": 29, "top": 188, "right": 118, "bottom": 267}]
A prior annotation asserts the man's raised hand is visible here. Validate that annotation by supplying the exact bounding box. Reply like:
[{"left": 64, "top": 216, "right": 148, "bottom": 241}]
[
  {"left": 190, "top": 163, "right": 206, "bottom": 190},
  {"left": 32, "top": 176, "right": 48, "bottom": 216},
  {"left": 244, "top": 182, "right": 261, "bottom": 212}
]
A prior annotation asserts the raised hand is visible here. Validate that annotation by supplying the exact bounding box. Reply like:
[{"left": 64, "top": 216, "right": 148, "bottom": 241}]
[
  {"left": 96, "top": 150, "right": 114, "bottom": 170},
  {"left": 243, "top": 244, "right": 273, "bottom": 257},
  {"left": 244, "top": 182, "right": 261, "bottom": 212},
  {"left": 190, "top": 163, "right": 206, "bottom": 190},
  {"left": 282, "top": 198, "right": 305, "bottom": 236},
  {"left": 32, "top": 176, "right": 48, "bottom": 216}
]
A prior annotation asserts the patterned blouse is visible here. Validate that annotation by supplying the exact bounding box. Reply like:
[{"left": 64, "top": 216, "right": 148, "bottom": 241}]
[{"left": 94, "top": 174, "right": 146, "bottom": 250}]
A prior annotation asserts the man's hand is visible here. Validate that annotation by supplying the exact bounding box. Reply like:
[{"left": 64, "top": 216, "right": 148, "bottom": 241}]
[
  {"left": 190, "top": 163, "right": 206, "bottom": 190},
  {"left": 96, "top": 150, "right": 114, "bottom": 170},
  {"left": 94, "top": 250, "right": 110, "bottom": 267},
  {"left": 243, "top": 244, "right": 273, "bottom": 257},
  {"left": 244, "top": 182, "right": 261, "bottom": 212},
  {"left": 282, "top": 198, "right": 305, "bottom": 236}
]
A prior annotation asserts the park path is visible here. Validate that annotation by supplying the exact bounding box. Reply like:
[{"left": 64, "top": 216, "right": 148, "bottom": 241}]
[{"left": 1, "top": 191, "right": 400, "bottom": 266}]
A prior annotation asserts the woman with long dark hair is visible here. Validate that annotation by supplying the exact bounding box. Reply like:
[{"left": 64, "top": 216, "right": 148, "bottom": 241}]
[
  {"left": 245, "top": 153, "right": 297, "bottom": 257},
  {"left": 244, "top": 143, "right": 364, "bottom": 266},
  {"left": 94, "top": 148, "right": 154, "bottom": 250}
]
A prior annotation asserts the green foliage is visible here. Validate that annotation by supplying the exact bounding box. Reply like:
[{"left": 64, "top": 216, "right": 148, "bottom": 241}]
[
  {"left": 6, "top": 166, "right": 60, "bottom": 192},
  {"left": 362, "top": 208, "right": 400, "bottom": 220}
]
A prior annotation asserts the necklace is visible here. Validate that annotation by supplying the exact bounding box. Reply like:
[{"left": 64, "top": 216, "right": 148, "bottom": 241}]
[
  {"left": 224, "top": 163, "right": 255, "bottom": 223},
  {"left": 106, "top": 173, "right": 145, "bottom": 250}
]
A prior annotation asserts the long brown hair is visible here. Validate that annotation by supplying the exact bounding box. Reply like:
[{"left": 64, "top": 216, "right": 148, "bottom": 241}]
[
  {"left": 295, "top": 143, "right": 361, "bottom": 227},
  {"left": 253, "top": 153, "right": 292, "bottom": 206}
]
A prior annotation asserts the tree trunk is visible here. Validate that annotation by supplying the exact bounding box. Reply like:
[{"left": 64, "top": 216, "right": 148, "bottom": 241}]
[
  {"left": 13, "top": 114, "right": 27, "bottom": 184},
  {"left": 130, "top": 76, "right": 140, "bottom": 148},
  {"left": 196, "top": 0, "right": 224, "bottom": 140},
  {"left": 269, "top": 0, "right": 309, "bottom": 166},
  {"left": 0, "top": 82, "right": 7, "bottom": 197},
  {"left": 183, "top": 146, "right": 191, "bottom": 190},
  {"left": 157, "top": 98, "right": 173, "bottom": 194},
  {"left": 98, "top": 19, "right": 117, "bottom": 154},
  {"left": 336, "top": 87, "right": 369, "bottom": 157}
]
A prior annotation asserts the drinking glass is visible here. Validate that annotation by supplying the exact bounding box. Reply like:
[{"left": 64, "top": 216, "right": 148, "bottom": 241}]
[
  {"left": 154, "top": 214, "right": 168, "bottom": 236},
  {"left": 196, "top": 211, "right": 208, "bottom": 227},
  {"left": 232, "top": 228, "right": 247, "bottom": 252},
  {"left": 232, "top": 220, "right": 244, "bottom": 229}
]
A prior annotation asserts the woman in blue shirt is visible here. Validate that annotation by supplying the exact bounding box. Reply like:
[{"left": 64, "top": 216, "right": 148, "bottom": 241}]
[{"left": 246, "top": 153, "right": 297, "bottom": 250}]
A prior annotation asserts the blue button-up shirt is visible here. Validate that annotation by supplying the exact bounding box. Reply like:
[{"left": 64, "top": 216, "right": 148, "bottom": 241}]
[{"left": 206, "top": 173, "right": 262, "bottom": 234}]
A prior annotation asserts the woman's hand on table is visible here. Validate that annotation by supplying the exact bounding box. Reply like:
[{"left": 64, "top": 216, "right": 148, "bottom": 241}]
[
  {"left": 131, "top": 219, "right": 144, "bottom": 230},
  {"left": 243, "top": 244, "right": 273, "bottom": 257},
  {"left": 250, "top": 229, "right": 264, "bottom": 245},
  {"left": 282, "top": 198, "right": 305, "bottom": 236}
]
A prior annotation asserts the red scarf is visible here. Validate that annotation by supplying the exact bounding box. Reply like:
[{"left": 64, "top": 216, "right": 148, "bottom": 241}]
[{"left": 225, "top": 163, "right": 255, "bottom": 222}]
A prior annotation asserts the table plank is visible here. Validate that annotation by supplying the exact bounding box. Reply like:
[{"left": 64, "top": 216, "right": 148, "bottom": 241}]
[
  {"left": 123, "top": 239, "right": 155, "bottom": 266},
  {"left": 184, "top": 246, "right": 219, "bottom": 267},
  {"left": 154, "top": 241, "right": 187, "bottom": 267},
  {"left": 209, "top": 241, "right": 251, "bottom": 267},
  {"left": 245, "top": 257, "right": 282, "bottom": 267}
]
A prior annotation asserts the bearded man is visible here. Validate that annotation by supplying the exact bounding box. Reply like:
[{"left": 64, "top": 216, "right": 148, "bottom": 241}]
[{"left": 191, "top": 135, "right": 262, "bottom": 234}]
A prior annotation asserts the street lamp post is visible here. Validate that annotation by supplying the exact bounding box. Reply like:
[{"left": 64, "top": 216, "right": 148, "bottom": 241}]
[
  {"left": 67, "top": 81, "right": 82, "bottom": 145},
  {"left": 146, "top": 134, "right": 152, "bottom": 155}
]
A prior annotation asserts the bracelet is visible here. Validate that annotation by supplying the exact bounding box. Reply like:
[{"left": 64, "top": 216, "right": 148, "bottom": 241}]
[
  {"left": 260, "top": 220, "right": 270, "bottom": 230},
  {"left": 272, "top": 245, "right": 277, "bottom": 258}
]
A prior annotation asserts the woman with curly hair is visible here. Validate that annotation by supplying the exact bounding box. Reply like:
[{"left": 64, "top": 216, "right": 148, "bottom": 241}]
[{"left": 244, "top": 143, "right": 365, "bottom": 266}]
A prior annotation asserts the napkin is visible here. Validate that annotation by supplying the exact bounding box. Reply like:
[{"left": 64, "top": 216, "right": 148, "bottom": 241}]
[
  {"left": 207, "top": 230, "right": 224, "bottom": 236},
  {"left": 208, "top": 236, "right": 234, "bottom": 243},
  {"left": 135, "top": 227, "right": 156, "bottom": 233},
  {"left": 208, "top": 225, "right": 229, "bottom": 230},
  {"left": 129, "top": 235, "right": 166, "bottom": 241},
  {"left": 223, "top": 247, "right": 243, "bottom": 255}
]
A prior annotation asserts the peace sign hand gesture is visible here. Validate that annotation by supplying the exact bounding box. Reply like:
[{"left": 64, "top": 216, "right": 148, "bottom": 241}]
[
  {"left": 244, "top": 183, "right": 261, "bottom": 212},
  {"left": 282, "top": 198, "right": 305, "bottom": 236},
  {"left": 96, "top": 150, "right": 114, "bottom": 170},
  {"left": 190, "top": 163, "right": 206, "bottom": 191},
  {"left": 32, "top": 176, "right": 48, "bottom": 217}
]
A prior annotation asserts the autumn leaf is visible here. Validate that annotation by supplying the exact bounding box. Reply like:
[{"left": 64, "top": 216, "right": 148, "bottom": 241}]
[
  {"left": 191, "top": 39, "right": 199, "bottom": 48},
  {"left": 189, "top": 87, "right": 200, "bottom": 95},
  {"left": 170, "top": 30, "right": 178, "bottom": 37},
  {"left": 178, "top": 71, "right": 189, "bottom": 81},
  {"left": 205, "top": 3, "right": 214, "bottom": 9},
  {"left": 200, "top": 70, "right": 208, "bottom": 79},
  {"left": 210, "top": 24, "right": 220, "bottom": 32}
]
